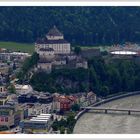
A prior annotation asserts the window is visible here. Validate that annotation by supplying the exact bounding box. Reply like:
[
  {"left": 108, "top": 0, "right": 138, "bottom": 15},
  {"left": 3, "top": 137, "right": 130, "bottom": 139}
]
[
  {"left": 64, "top": 104, "right": 67, "bottom": 109},
  {"left": 5, "top": 117, "right": 8, "bottom": 122},
  {"left": 60, "top": 104, "right": 63, "bottom": 108},
  {"left": 1, "top": 117, "right": 4, "bottom": 122}
]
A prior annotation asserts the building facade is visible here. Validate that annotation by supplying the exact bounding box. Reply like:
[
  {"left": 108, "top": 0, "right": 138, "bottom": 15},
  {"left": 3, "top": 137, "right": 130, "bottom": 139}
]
[
  {"left": 0, "top": 105, "right": 24, "bottom": 128},
  {"left": 27, "top": 103, "right": 52, "bottom": 116},
  {"left": 0, "top": 86, "right": 6, "bottom": 94},
  {"left": 20, "top": 114, "right": 53, "bottom": 134},
  {"left": 53, "top": 95, "right": 77, "bottom": 112},
  {"left": 35, "top": 26, "right": 71, "bottom": 56}
]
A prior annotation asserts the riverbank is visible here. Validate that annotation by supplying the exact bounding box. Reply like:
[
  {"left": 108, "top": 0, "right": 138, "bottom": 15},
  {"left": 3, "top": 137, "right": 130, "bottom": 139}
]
[
  {"left": 75, "top": 90, "right": 140, "bottom": 120},
  {"left": 74, "top": 93, "right": 140, "bottom": 134}
]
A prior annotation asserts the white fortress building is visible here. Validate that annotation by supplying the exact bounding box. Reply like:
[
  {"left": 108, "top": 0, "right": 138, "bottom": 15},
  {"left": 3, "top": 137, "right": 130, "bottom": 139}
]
[{"left": 35, "top": 26, "right": 71, "bottom": 56}]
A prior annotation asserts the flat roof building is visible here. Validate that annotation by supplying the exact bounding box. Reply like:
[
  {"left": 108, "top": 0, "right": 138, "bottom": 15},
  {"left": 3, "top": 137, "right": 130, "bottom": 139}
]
[{"left": 20, "top": 113, "right": 53, "bottom": 134}]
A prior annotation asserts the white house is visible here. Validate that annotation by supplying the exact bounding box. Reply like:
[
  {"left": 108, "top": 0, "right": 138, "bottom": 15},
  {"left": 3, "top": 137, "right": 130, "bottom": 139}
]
[
  {"left": 27, "top": 103, "right": 52, "bottom": 116},
  {"left": 15, "top": 84, "right": 33, "bottom": 95}
]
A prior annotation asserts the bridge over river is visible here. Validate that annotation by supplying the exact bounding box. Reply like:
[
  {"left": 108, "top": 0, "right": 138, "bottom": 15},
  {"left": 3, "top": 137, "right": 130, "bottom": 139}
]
[
  {"left": 74, "top": 94, "right": 140, "bottom": 134},
  {"left": 81, "top": 107, "right": 140, "bottom": 115}
]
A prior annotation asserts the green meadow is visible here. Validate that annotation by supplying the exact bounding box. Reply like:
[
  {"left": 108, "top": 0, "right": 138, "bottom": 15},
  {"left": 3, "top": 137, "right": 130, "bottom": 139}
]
[{"left": 0, "top": 42, "right": 35, "bottom": 54}]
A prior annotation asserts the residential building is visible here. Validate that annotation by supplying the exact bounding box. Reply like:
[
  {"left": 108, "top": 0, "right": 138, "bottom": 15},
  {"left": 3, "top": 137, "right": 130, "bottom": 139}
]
[
  {"left": 0, "top": 106, "right": 15, "bottom": 128},
  {"left": 18, "top": 94, "right": 37, "bottom": 103},
  {"left": 15, "top": 84, "right": 33, "bottom": 95},
  {"left": 0, "top": 95, "right": 8, "bottom": 105},
  {"left": 27, "top": 103, "right": 52, "bottom": 117},
  {"left": 0, "top": 104, "right": 24, "bottom": 128},
  {"left": 0, "top": 85, "right": 6, "bottom": 94},
  {"left": 74, "top": 91, "right": 97, "bottom": 107},
  {"left": 53, "top": 94, "right": 77, "bottom": 112},
  {"left": 38, "top": 94, "right": 53, "bottom": 104},
  {"left": 0, "top": 52, "right": 31, "bottom": 63},
  {"left": 0, "top": 63, "right": 10, "bottom": 75},
  {"left": 86, "top": 91, "right": 97, "bottom": 105}
]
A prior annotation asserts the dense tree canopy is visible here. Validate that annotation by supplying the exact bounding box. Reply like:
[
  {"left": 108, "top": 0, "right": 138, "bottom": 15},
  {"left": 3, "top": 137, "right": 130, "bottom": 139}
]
[
  {"left": 0, "top": 7, "right": 140, "bottom": 45},
  {"left": 17, "top": 52, "right": 39, "bottom": 82},
  {"left": 52, "top": 112, "right": 76, "bottom": 133},
  {"left": 30, "top": 56, "right": 140, "bottom": 97},
  {"left": 30, "top": 68, "right": 89, "bottom": 94}
]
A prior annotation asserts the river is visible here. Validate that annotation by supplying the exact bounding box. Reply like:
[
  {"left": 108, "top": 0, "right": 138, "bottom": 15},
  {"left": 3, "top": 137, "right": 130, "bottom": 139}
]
[{"left": 73, "top": 94, "right": 140, "bottom": 134}]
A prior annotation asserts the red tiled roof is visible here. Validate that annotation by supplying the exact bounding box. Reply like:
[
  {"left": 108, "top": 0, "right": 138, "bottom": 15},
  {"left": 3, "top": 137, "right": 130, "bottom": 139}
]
[{"left": 55, "top": 95, "right": 77, "bottom": 104}]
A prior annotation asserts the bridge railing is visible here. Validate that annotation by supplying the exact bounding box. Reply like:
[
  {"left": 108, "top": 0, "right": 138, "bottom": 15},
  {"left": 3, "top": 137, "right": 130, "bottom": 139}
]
[
  {"left": 75, "top": 90, "right": 140, "bottom": 120},
  {"left": 81, "top": 107, "right": 140, "bottom": 115}
]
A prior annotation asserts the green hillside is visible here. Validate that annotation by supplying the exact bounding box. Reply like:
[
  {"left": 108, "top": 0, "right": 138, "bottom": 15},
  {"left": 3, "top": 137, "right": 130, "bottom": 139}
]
[
  {"left": 0, "top": 42, "right": 34, "bottom": 53},
  {"left": 0, "top": 7, "right": 140, "bottom": 46}
]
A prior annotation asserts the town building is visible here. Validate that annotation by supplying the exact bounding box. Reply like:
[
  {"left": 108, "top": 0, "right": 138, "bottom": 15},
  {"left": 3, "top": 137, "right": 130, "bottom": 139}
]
[
  {"left": 53, "top": 94, "right": 77, "bottom": 112},
  {"left": 0, "top": 85, "right": 6, "bottom": 94},
  {"left": 18, "top": 94, "right": 37, "bottom": 103},
  {"left": 38, "top": 94, "right": 53, "bottom": 104},
  {"left": 0, "top": 104, "right": 24, "bottom": 129},
  {"left": 20, "top": 113, "right": 53, "bottom": 134},
  {"left": 0, "top": 106, "right": 15, "bottom": 128},
  {"left": 0, "top": 52, "right": 31, "bottom": 63},
  {"left": 0, "top": 63, "right": 10, "bottom": 75},
  {"left": 74, "top": 91, "right": 97, "bottom": 107},
  {"left": 18, "top": 92, "right": 53, "bottom": 104},
  {"left": 15, "top": 84, "right": 33, "bottom": 95},
  {"left": 86, "top": 91, "right": 97, "bottom": 105},
  {"left": 27, "top": 103, "right": 52, "bottom": 117},
  {"left": 0, "top": 94, "right": 9, "bottom": 105},
  {"left": 0, "top": 74, "right": 7, "bottom": 86}
]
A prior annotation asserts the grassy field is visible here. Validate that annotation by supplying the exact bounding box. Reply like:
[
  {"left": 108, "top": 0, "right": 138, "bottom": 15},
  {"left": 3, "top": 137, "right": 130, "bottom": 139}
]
[
  {"left": 80, "top": 45, "right": 111, "bottom": 52},
  {"left": 80, "top": 46, "right": 98, "bottom": 49},
  {"left": 0, "top": 42, "right": 111, "bottom": 54},
  {"left": 0, "top": 42, "right": 35, "bottom": 54}
]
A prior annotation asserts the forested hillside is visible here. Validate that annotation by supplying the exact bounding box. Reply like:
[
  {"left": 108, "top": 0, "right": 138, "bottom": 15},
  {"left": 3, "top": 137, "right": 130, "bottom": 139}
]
[
  {"left": 0, "top": 7, "right": 140, "bottom": 45},
  {"left": 30, "top": 57, "right": 140, "bottom": 97}
]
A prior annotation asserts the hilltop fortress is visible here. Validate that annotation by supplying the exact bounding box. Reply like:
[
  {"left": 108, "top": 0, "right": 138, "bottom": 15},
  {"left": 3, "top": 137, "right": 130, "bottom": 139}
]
[
  {"left": 35, "top": 26, "right": 88, "bottom": 73},
  {"left": 35, "top": 25, "right": 71, "bottom": 56}
]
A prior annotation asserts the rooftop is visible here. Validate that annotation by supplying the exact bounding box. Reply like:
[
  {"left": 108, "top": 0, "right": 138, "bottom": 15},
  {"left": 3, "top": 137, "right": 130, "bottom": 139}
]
[
  {"left": 38, "top": 58, "right": 52, "bottom": 63},
  {"left": 29, "top": 113, "right": 52, "bottom": 123},
  {"left": 39, "top": 48, "right": 54, "bottom": 52},
  {"left": 36, "top": 38, "right": 68, "bottom": 44},
  {"left": 47, "top": 26, "right": 63, "bottom": 36}
]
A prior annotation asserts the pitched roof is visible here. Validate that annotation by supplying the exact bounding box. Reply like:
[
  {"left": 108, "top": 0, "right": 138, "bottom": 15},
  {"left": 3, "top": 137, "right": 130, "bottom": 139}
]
[
  {"left": 47, "top": 26, "right": 63, "bottom": 36},
  {"left": 54, "top": 95, "right": 76, "bottom": 104},
  {"left": 38, "top": 58, "right": 52, "bottom": 63},
  {"left": 39, "top": 48, "right": 54, "bottom": 52},
  {"left": 36, "top": 38, "right": 68, "bottom": 44}
]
